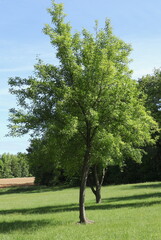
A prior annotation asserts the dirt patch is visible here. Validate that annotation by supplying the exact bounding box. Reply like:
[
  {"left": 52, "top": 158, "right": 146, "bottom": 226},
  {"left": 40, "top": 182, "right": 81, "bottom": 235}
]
[{"left": 0, "top": 177, "right": 35, "bottom": 188}]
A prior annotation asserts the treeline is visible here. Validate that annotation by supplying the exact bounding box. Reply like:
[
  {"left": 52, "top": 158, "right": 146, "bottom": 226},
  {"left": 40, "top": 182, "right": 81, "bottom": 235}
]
[
  {"left": 0, "top": 153, "right": 31, "bottom": 178},
  {"left": 26, "top": 147, "right": 161, "bottom": 187},
  {"left": 105, "top": 150, "right": 161, "bottom": 185},
  {"left": 2, "top": 143, "right": 160, "bottom": 185}
]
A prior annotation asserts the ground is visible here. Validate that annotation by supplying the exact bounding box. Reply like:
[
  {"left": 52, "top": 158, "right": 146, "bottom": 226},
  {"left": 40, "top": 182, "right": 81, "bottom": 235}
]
[{"left": 0, "top": 177, "right": 35, "bottom": 188}]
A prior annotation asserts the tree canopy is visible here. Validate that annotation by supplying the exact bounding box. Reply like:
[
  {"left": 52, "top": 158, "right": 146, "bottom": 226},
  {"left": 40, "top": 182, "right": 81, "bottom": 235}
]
[
  {"left": 0, "top": 153, "right": 30, "bottom": 178},
  {"left": 138, "top": 68, "right": 161, "bottom": 126},
  {"left": 8, "top": 1, "right": 158, "bottom": 223},
  {"left": 138, "top": 69, "right": 161, "bottom": 182}
]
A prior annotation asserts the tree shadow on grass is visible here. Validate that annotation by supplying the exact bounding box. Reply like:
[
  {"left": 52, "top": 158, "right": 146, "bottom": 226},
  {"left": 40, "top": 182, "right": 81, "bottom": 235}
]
[
  {"left": 0, "top": 203, "right": 78, "bottom": 215},
  {"left": 87, "top": 199, "right": 161, "bottom": 211},
  {"left": 0, "top": 196, "right": 160, "bottom": 233},
  {"left": 1, "top": 191, "right": 161, "bottom": 216},
  {"left": 129, "top": 182, "right": 161, "bottom": 189},
  {"left": 0, "top": 185, "right": 71, "bottom": 196},
  {"left": 0, "top": 219, "right": 52, "bottom": 234},
  {"left": 102, "top": 192, "right": 161, "bottom": 203}
]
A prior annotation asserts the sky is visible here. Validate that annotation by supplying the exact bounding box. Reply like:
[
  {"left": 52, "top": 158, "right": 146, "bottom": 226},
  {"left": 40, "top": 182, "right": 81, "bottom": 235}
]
[{"left": 1, "top": 0, "right": 161, "bottom": 154}]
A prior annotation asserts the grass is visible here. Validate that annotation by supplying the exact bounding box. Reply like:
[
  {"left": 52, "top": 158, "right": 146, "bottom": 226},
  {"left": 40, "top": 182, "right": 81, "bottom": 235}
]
[{"left": 1, "top": 182, "right": 161, "bottom": 239}]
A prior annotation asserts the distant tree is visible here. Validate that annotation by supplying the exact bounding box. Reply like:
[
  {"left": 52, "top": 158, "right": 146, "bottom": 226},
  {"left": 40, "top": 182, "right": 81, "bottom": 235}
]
[
  {"left": 0, "top": 153, "right": 12, "bottom": 178},
  {"left": 0, "top": 159, "right": 3, "bottom": 178},
  {"left": 10, "top": 155, "right": 21, "bottom": 177},
  {"left": 8, "top": 1, "right": 157, "bottom": 223},
  {"left": 138, "top": 69, "right": 161, "bottom": 181},
  {"left": 27, "top": 137, "right": 62, "bottom": 186},
  {"left": 138, "top": 69, "right": 161, "bottom": 125},
  {"left": 17, "top": 153, "right": 31, "bottom": 177},
  {"left": 88, "top": 164, "right": 106, "bottom": 203},
  {"left": 0, "top": 153, "right": 30, "bottom": 178}
]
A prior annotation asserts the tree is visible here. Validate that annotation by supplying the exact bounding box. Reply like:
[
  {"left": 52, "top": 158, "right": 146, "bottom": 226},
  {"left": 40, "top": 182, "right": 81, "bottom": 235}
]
[
  {"left": 88, "top": 164, "right": 106, "bottom": 203},
  {"left": 0, "top": 153, "right": 30, "bottom": 178},
  {"left": 138, "top": 69, "right": 161, "bottom": 125},
  {"left": 8, "top": 1, "right": 157, "bottom": 223},
  {"left": 27, "top": 137, "right": 62, "bottom": 186},
  {"left": 16, "top": 153, "right": 31, "bottom": 177},
  {"left": 138, "top": 69, "right": 161, "bottom": 182}
]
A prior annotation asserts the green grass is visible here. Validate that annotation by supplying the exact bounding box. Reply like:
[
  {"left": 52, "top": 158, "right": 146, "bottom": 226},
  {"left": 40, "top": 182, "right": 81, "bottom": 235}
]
[{"left": 1, "top": 182, "right": 161, "bottom": 240}]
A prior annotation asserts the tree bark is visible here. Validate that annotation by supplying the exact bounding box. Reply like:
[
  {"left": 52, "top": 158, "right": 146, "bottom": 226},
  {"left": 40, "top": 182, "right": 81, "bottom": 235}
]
[
  {"left": 94, "top": 165, "right": 101, "bottom": 203},
  {"left": 88, "top": 165, "right": 106, "bottom": 203},
  {"left": 79, "top": 160, "right": 89, "bottom": 223},
  {"left": 95, "top": 186, "right": 101, "bottom": 204},
  {"left": 88, "top": 180, "right": 101, "bottom": 203},
  {"left": 79, "top": 147, "right": 94, "bottom": 224}
]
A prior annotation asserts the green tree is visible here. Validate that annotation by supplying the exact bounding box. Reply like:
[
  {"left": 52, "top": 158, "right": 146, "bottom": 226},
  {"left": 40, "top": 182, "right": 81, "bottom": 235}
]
[
  {"left": 0, "top": 157, "right": 4, "bottom": 178},
  {"left": 0, "top": 153, "right": 30, "bottom": 178},
  {"left": 138, "top": 69, "right": 161, "bottom": 181},
  {"left": 17, "top": 153, "right": 31, "bottom": 177},
  {"left": 8, "top": 1, "right": 157, "bottom": 223},
  {"left": 0, "top": 153, "right": 12, "bottom": 178},
  {"left": 138, "top": 69, "right": 161, "bottom": 125},
  {"left": 88, "top": 164, "right": 107, "bottom": 203},
  {"left": 27, "top": 137, "right": 61, "bottom": 186}
]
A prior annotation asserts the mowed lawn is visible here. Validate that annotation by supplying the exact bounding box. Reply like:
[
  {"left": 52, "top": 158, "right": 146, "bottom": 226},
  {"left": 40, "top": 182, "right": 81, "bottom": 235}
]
[{"left": 0, "top": 182, "right": 161, "bottom": 240}]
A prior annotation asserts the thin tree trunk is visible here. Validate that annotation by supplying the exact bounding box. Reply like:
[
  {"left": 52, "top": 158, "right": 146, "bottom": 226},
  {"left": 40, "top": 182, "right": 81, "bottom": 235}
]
[
  {"left": 88, "top": 166, "right": 106, "bottom": 203},
  {"left": 95, "top": 186, "right": 101, "bottom": 203},
  {"left": 94, "top": 165, "right": 101, "bottom": 203},
  {"left": 78, "top": 117, "right": 95, "bottom": 224},
  {"left": 79, "top": 161, "right": 89, "bottom": 223},
  {"left": 95, "top": 167, "right": 106, "bottom": 203},
  {"left": 79, "top": 148, "right": 94, "bottom": 224}
]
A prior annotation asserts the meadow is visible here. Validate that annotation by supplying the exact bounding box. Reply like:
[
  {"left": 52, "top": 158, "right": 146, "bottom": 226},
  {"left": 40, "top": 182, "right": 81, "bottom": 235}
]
[{"left": 0, "top": 182, "right": 161, "bottom": 240}]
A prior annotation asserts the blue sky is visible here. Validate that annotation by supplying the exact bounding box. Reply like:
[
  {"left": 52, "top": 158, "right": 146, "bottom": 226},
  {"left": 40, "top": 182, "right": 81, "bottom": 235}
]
[{"left": 1, "top": 0, "right": 161, "bottom": 154}]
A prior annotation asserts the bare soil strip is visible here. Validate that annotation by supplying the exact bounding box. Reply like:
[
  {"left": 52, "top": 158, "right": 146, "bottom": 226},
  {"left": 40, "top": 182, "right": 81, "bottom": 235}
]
[{"left": 0, "top": 177, "right": 35, "bottom": 188}]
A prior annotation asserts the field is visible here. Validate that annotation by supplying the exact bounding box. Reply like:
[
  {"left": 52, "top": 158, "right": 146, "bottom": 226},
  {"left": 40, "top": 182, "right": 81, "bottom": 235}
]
[
  {"left": 0, "top": 177, "right": 35, "bottom": 188},
  {"left": 1, "top": 182, "right": 161, "bottom": 240}
]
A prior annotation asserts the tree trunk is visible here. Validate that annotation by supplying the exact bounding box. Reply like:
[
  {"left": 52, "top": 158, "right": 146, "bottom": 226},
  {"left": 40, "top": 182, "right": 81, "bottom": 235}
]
[
  {"left": 79, "top": 161, "right": 89, "bottom": 223},
  {"left": 94, "top": 165, "right": 101, "bottom": 203},
  {"left": 88, "top": 179, "right": 101, "bottom": 203},
  {"left": 79, "top": 148, "right": 94, "bottom": 224},
  {"left": 88, "top": 165, "right": 106, "bottom": 203},
  {"left": 95, "top": 186, "right": 101, "bottom": 203}
]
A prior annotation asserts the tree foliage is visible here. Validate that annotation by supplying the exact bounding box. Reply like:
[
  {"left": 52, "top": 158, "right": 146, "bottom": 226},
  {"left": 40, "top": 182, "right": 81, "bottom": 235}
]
[
  {"left": 8, "top": 1, "right": 157, "bottom": 223},
  {"left": 0, "top": 153, "right": 31, "bottom": 178},
  {"left": 138, "top": 68, "right": 161, "bottom": 126},
  {"left": 138, "top": 68, "right": 161, "bottom": 182},
  {"left": 27, "top": 137, "right": 64, "bottom": 186}
]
